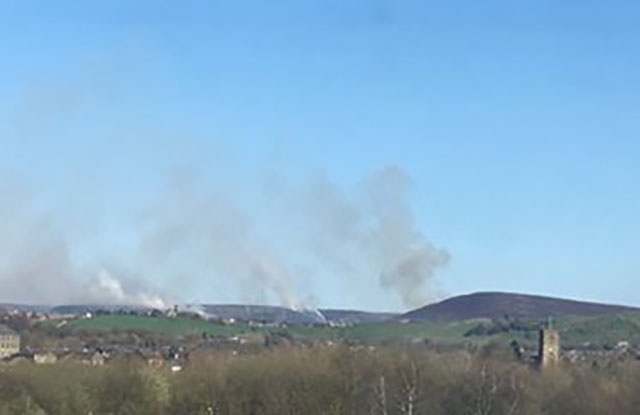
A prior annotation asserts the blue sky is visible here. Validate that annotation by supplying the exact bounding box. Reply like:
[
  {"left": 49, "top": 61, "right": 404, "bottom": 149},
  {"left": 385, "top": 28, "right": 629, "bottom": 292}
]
[{"left": 1, "top": 1, "right": 639, "bottom": 310}]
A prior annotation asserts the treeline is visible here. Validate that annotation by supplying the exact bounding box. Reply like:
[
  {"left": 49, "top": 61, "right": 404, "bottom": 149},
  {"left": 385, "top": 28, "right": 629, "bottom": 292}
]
[
  {"left": 1, "top": 344, "right": 640, "bottom": 415},
  {"left": 464, "top": 316, "right": 540, "bottom": 338}
]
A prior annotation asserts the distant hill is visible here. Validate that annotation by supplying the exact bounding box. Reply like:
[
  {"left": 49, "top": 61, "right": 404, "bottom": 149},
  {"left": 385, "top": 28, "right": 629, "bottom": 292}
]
[
  {"left": 0, "top": 303, "right": 51, "bottom": 313},
  {"left": 51, "top": 305, "right": 149, "bottom": 315},
  {"left": 319, "top": 309, "right": 396, "bottom": 324},
  {"left": 38, "top": 303, "right": 394, "bottom": 325},
  {"left": 49, "top": 304, "right": 328, "bottom": 325},
  {"left": 202, "top": 304, "right": 395, "bottom": 325},
  {"left": 401, "top": 292, "right": 639, "bottom": 322},
  {"left": 202, "top": 304, "right": 326, "bottom": 324}
]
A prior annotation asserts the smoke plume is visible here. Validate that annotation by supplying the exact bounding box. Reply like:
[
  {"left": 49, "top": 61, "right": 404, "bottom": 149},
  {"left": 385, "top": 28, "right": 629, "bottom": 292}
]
[
  {"left": 138, "top": 171, "right": 303, "bottom": 309},
  {"left": 0, "top": 165, "right": 448, "bottom": 310},
  {"left": 298, "top": 165, "right": 450, "bottom": 308},
  {"left": 0, "top": 179, "right": 168, "bottom": 308},
  {"left": 88, "top": 269, "right": 167, "bottom": 309}
]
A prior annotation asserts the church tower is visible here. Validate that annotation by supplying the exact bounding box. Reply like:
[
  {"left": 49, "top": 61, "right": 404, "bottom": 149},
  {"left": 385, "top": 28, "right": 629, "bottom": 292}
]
[{"left": 538, "top": 317, "right": 560, "bottom": 369}]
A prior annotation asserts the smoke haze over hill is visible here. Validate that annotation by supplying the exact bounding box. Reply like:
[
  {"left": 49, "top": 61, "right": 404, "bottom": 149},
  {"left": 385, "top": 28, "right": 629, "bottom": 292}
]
[
  {"left": 0, "top": 178, "right": 167, "bottom": 307},
  {"left": 0, "top": 165, "right": 448, "bottom": 310},
  {"left": 297, "top": 166, "right": 450, "bottom": 308}
]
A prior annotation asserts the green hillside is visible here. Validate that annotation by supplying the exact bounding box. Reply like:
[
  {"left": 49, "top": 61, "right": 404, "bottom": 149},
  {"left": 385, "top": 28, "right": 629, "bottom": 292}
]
[
  {"left": 63, "top": 315, "right": 485, "bottom": 345},
  {"left": 457, "top": 312, "right": 640, "bottom": 349},
  {"left": 289, "top": 320, "right": 483, "bottom": 343},
  {"left": 555, "top": 312, "right": 640, "bottom": 347},
  {"left": 55, "top": 311, "right": 640, "bottom": 349},
  {"left": 67, "top": 315, "right": 251, "bottom": 337}
]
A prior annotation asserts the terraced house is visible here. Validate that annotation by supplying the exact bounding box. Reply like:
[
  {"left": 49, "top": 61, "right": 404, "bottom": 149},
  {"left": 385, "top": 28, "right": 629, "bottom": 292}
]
[{"left": 0, "top": 325, "right": 20, "bottom": 358}]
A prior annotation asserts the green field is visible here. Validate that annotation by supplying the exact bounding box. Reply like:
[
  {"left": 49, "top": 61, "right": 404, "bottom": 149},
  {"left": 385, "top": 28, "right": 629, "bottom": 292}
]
[
  {"left": 67, "top": 315, "right": 252, "bottom": 337},
  {"left": 453, "top": 312, "right": 640, "bottom": 349},
  {"left": 64, "top": 315, "right": 484, "bottom": 344},
  {"left": 289, "top": 320, "right": 484, "bottom": 343},
  {"left": 555, "top": 312, "right": 640, "bottom": 347},
  {"left": 58, "top": 311, "right": 640, "bottom": 348}
]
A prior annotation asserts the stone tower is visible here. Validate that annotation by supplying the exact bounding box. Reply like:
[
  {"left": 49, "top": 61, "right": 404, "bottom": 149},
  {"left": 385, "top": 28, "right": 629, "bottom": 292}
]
[{"left": 538, "top": 317, "right": 560, "bottom": 369}]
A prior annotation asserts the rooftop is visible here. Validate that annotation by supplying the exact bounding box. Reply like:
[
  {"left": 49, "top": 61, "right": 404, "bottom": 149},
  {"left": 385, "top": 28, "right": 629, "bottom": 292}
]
[{"left": 0, "top": 324, "right": 16, "bottom": 335}]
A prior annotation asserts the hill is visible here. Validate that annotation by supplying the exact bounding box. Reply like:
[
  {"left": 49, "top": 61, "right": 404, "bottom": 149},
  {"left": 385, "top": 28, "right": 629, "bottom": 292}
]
[
  {"left": 0, "top": 303, "right": 51, "bottom": 313},
  {"left": 319, "top": 309, "right": 396, "bottom": 324},
  {"left": 202, "top": 304, "right": 326, "bottom": 324},
  {"left": 401, "top": 292, "right": 639, "bottom": 321},
  {"left": 66, "top": 314, "right": 250, "bottom": 337},
  {"left": 202, "top": 304, "right": 395, "bottom": 325},
  {"left": 38, "top": 303, "right": 394, "bottom": 325},
  {"left": 51, "top": 304, "right": 148, "bottom": 314}
]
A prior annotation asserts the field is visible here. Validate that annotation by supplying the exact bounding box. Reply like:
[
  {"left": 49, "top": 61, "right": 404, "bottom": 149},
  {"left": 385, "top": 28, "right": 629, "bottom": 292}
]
[
  {"left": 56, "top": 310, "right": 640, "bottom": 349},
  {"left": 63, "top": 314, "right": 488, "bottom": 345},
  {"left": 66, "top": 315, "right": 252, "bottom": 337},
  {"left": 289, "top": 320, "right": 484, "bottom": 343},
  {"left": 457, "top": 311, "right": 640, "bottom": 349},
  {"left": 555, "top": 311, "right": 640, "bottom": 347}
]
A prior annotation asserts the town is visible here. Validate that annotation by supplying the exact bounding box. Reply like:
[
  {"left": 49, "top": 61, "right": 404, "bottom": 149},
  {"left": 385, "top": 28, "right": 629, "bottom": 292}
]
[{"left": 1, "top": 298, "right": 639, "bottom": 374}]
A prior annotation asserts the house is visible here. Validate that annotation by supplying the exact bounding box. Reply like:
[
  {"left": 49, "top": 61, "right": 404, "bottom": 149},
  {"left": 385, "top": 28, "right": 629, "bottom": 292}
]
[
  {"left": 89, "top": 351, "right": 107, "bottom": 366},
  {"left": 63, "top": 350, "right": 108, "bottom": 366},
  {"left": 136, "top": 349, "right": 165, "bottom": 368},
  {"left": 33, "top": 351, "right": 58, "bottom": 364},
  {"left": 2, "top": 352, "right": 32, "bottom": 365},
  {"left": 0, "top": 325, "right": 20, "bottom": 358}
]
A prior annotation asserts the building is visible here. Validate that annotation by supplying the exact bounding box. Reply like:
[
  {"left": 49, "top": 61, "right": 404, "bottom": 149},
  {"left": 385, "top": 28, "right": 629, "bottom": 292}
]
[
  {"left": 33, "top": 351, "right": 58, "bottom": 365},
  {"left": 538, "top": 318, "right": 560, "bottom": 369},
  {"left": 0, "top": 325, "right": 20, "bottom": 358},
  {"left": 136, "top": 349, "right": 165, "bottom": 368},
  {"left": 3, "top": 353, "right": 31, "bottom": 365},
  {"left": 89, "top": 351, "right": 107, "bottom": 366}
]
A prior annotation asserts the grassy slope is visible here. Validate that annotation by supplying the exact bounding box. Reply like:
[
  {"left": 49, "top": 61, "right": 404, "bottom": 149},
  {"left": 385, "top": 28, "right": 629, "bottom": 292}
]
[
  {"left": 287, "top": 320, "right": 483, "bottom": 343},
  {"left": 555, "top": 311, "right": 640, "bottom": 347},
  {"left": 402, "top": 292, "right": 638, "bottom": 321},
  {"left": 459, "top": 312, "right": 640, "bottom": 349},
  {"left": 68, "top": 315, "right": 252, "bottom": 337},
  {"left": 66, "top": 315, "right": 481, "bottom": 343},
  {"left": 62, "top": 312, "right": 640, "bottom": 348}
]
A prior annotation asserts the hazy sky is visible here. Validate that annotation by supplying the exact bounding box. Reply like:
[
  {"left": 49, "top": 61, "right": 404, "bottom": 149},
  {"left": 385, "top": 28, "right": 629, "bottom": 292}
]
[{"left": 1, "top": 1, "right": 639, "bottom": 310}]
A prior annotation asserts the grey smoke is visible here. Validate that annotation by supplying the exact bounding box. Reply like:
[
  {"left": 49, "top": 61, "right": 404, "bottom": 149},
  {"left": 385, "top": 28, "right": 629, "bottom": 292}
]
[
  {"left": 0, "top": 179, "right": 168, "bottom": 307},
  {"left": 367, "top": 166, "right": 450, "bottom": 307},
  {"left": 138, "top": 171, "right": 302, "bottom": 309},
  {"left": 298, "top": 165, "right": 450, "bottom": 308},
  {"left": 0, "top": 165, "right": 448, "bottom": 310}
]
